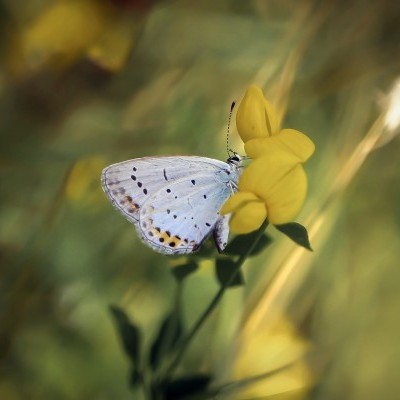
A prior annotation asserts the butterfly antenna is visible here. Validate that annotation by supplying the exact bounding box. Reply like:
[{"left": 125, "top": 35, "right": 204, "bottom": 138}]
[{"left": 226, "top": 101, "right": 236, "bottom": 156}]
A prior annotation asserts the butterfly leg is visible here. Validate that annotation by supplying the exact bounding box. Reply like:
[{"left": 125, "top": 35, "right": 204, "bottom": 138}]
[{"left": 228, "top": 180, "right": 238, "bottom": 194}]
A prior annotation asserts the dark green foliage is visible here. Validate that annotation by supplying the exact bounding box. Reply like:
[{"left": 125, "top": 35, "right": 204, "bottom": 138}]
[
  {"left": 275, "top": 222, "right": 312, "bottom": 250},
  {"left": 224, "top": 232, "right": 272, "bottom": 257},
  {"left": 215, "top": 258, "right": 244, "bottom": 288},
  {"left": 171, "top": 261, "right": 199, "bottom": 281},
  {"left": 192, "top": 238, "right": 218, "bottom": 259},
  {"left": 160, "top": 374, "right": 212, "bottom": 400},
  {"left": 109, "top": 305, "right": 141, "bottom": 384},
  {"left": 129, "top": 368, "right": 142, "bottom": 387},
  {"left": 150, "top": 312, "right": 183, "bottom": 370}
]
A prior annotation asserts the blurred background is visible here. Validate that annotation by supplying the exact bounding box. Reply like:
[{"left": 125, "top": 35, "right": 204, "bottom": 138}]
[{"left": 1, "top": 0, "right": 400, "bottom": 399}]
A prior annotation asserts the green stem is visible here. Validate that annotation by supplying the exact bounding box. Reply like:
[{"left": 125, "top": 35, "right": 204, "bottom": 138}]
[
  {"left": 165, "top": 219, "right": 269, "bottom": 376},
  {"left": 138, "top": 373, "right": 152, "bottom": 400},
  {"left": 152, "top": 283, "right": 183, "bottom": 383}
]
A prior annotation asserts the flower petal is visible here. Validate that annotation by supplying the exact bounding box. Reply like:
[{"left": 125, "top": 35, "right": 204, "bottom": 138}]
[
  {"left": 245, "top": 129, "right": 315, "bottom": 161},
  {"left": 236, "top": 85, "right": 280, "bottom": 142},
  {"left": 220, "top": 191, "right": 258, "bottom": 214},
  {"left": 239, "top": 155, "right": 308, "bottom": 224},
  {"left": 265, "top": 165, "right": 307, "bottom": 224},
  {"left": 221, "top": 192, "right": 267, "bottom": 234}
]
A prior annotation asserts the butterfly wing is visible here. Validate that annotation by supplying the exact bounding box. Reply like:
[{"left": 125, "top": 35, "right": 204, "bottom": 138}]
[
  {"left": 102, "top": 156, "right": 229, "bottom": 222},
  {"left": 101, "top": 156, "right": 238, "bottom": 254},
  {"left": 138, "top": 170, "right": 235, "bottom": 255},
  {"left": 214, "top": 214, "right": 231, "bottom": 253}
]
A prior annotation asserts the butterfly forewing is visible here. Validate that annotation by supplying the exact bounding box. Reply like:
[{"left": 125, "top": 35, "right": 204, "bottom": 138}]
[{"left": 102, "top": 157, "right": 226, "bottom": 220}]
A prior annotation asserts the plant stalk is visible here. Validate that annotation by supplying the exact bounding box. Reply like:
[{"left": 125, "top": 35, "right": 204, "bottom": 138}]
[{"left": 165, "top": 219, "right": 269, "bottom": 376}]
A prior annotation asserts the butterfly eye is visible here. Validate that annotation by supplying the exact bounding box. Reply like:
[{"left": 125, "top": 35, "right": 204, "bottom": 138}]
[{"left": 227, "top": 154, "right": 241, "bottom": 165}]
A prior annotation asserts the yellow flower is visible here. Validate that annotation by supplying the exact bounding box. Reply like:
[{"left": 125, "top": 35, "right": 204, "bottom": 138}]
[{"left": 221, "top": 86, "right": 315, "bottom": 233}]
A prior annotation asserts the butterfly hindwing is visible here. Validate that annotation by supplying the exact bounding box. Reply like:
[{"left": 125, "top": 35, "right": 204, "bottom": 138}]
[
  {"left": 137, "top": 171, "right": 233, "bottom": 254},
  {"left": 214, "top": 214, "right": 231, "bottom": 253}
]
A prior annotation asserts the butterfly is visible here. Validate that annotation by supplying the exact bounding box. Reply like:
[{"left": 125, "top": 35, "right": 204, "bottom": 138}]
[{"left": 101, "top": 155, "right": 242, "bottom": 255}]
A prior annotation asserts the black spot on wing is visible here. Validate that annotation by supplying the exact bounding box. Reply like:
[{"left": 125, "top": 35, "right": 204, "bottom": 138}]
[{"left": 163, "top": 169, "right": 168, "bottom": 181}]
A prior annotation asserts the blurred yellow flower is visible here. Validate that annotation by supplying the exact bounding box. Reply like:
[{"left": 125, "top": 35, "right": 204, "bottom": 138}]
[
  {"left": 20, "top": 0, "right": 108, "bottom": 71},
  {"left": 221, "top": 86, "right": 315, "bottom": 233},
  {"left": 65, "top": 156, "right": 107, "bottom": 211},
  {"left": 9, "top": 0, "right": 142, "bottom": 75},
  {"left": 228, "top": 315, "right": 312, "bottom": 400}
]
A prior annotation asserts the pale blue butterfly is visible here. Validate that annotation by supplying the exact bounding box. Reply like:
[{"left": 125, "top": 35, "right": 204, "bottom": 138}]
[{"left": 101, "top": 154, "right": 242, "bottom": 255}]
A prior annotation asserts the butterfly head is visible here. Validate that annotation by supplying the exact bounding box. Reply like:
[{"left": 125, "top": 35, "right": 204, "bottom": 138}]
[{"left": 227, "top": 153, "right": 243, "bottom": 167}]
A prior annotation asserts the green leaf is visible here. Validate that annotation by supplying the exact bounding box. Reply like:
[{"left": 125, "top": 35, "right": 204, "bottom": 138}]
[
  {"left": 109, "top": 305, "right": 141, "bottom": 368},
  {"left": 129, "top": 367, "right": 142, "bottom": 387},
  {"left": 224, "top": 232, "right": 272, "bottom": 257},
  {"left": 171, "top": 261, "right": 198, "bottom": 281},
  {"left": 160, "top": 374, "right": 212, "bottom": 400},
  {"left": 215, "top": 258, "right": 244, "bottom": 288},
  {"left": 150, "top": 312, "right": 183, "bottom": 371},
  {"left": 275, "top": 222, "right": 313, "bottom": 251}
]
